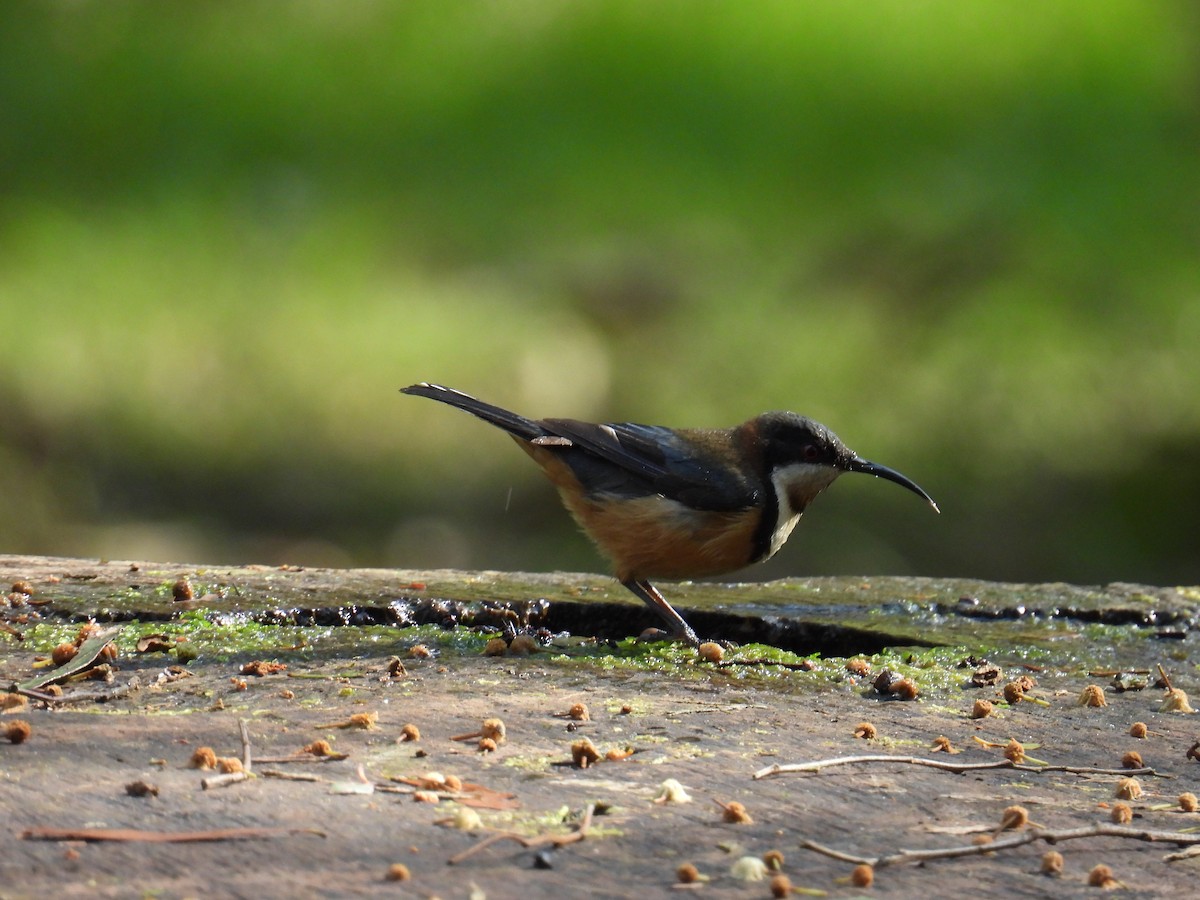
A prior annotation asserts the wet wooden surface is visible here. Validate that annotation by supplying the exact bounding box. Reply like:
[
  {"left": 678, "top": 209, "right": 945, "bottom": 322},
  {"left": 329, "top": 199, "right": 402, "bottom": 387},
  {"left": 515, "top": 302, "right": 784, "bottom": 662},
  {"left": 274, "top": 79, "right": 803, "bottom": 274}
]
[{"left": 2, "top": 556, "right": 1200, "bottom": 899}]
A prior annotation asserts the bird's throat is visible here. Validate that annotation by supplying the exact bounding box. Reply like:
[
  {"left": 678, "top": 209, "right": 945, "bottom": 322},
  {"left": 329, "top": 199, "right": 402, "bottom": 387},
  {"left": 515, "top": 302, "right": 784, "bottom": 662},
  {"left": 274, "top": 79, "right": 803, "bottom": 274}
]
[{"left": 763, "top": 462, "right": 842, "bottom": 560}]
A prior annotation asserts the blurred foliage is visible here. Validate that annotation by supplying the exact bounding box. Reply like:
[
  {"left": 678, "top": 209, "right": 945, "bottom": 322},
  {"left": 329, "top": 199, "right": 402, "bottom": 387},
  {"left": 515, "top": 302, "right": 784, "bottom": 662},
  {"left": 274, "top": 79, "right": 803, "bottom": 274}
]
[{"left": 0, "top": 1, "right": 1197, "bottom": 585}]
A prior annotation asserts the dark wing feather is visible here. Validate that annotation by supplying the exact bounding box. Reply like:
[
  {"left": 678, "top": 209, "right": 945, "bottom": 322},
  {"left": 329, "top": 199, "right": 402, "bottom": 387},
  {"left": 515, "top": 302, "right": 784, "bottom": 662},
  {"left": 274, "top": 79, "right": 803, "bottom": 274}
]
[{"left": 539, "top": 418, "right": 759, "bottom": 511}]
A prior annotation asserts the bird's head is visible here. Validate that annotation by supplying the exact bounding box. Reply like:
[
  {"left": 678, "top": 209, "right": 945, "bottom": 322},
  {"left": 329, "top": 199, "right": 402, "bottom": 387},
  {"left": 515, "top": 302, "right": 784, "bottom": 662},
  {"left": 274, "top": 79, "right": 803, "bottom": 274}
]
[{"left": 751, "top": 411, "right": 939, "bottom": 515}]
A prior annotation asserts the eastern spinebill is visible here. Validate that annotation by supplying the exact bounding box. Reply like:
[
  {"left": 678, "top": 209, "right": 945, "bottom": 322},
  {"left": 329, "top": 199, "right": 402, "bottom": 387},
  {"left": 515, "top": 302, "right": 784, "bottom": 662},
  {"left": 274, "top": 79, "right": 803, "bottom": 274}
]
[{"left": 401, "top": 383, "right": 938, "bottom": 645}]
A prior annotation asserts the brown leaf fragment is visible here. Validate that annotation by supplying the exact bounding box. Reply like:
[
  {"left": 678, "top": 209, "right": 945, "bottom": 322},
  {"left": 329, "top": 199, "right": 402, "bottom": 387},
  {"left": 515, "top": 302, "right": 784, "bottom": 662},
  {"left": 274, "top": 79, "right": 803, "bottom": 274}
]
[
  {"left": 241, "top": 660, "right": 288, "bottom": 677},
  {"left": 136, "top": 635, "right": 175, "bottom": 654}
]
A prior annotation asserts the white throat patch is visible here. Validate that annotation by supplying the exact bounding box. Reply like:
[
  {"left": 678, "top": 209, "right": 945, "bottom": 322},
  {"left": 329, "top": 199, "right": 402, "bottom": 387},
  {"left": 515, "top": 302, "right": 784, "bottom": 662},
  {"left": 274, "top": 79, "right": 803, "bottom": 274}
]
[{"left": 764, "top": 462, "right": 842, "bottom": 560}]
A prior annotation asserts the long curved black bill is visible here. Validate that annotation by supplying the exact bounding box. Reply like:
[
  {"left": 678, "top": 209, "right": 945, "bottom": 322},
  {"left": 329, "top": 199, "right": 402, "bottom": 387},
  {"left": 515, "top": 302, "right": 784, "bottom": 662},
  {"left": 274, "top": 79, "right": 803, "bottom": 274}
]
[{"left": 848, "top": 457, "right": 940, "bottom": 513}]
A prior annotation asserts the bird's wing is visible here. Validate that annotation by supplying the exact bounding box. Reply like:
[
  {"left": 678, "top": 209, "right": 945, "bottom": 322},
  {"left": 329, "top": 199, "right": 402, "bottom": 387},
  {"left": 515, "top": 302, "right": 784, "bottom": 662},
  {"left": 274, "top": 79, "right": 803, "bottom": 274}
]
[{"left": 537, "top": 418, "right": 759, "bottom": 511}]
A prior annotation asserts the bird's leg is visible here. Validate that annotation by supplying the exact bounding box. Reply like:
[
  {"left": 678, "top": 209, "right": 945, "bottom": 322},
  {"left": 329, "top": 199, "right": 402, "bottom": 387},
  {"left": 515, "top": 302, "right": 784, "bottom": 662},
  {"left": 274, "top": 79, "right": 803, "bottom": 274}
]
[{"left": 622, "top": 579, "right": 699, "bottom": 646}]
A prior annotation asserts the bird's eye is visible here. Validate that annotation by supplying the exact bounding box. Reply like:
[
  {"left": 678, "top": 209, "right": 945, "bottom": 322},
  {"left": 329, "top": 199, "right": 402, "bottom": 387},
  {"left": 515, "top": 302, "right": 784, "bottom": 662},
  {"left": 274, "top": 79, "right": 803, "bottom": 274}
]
[{"left": 802, "top": 444, "right": 821, "bottom": 462}]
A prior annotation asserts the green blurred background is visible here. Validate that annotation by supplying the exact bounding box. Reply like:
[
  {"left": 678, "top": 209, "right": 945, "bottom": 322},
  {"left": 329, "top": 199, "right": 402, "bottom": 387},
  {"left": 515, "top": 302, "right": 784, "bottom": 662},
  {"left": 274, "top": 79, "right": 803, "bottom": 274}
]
[{"left": 1, "top": 1, "right": 1197, "bottom": 587}]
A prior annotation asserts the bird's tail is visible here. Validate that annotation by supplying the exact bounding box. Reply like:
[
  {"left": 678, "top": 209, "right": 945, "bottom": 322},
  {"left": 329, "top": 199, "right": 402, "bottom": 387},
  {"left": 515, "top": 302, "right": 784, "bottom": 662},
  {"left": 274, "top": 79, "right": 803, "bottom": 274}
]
[{"left": 400, "top": 383, "right": 546, "bottom": 442}]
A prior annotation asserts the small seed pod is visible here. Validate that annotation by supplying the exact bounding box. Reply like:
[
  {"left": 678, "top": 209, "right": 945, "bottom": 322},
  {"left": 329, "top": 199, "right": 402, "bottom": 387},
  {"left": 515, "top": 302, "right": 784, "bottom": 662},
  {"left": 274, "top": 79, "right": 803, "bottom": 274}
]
[
  {"left": 762, "top": 849, "right": 785, "bottom": 871},
  {"left": 567, "top": 702, "right": 590, "bottom": 721},
  {"left": 655, "top": 778, "right": 692, "bottom": 803},
  {"left": 1160, "top": 688, "right": 1195, "bottom": 713},
  {"left": 51, "top": 642, "right": 78, "bottom": 667},
  {"left": 1078, "top": 685, "right": 1107, "bottom": 707},
  {"left": 481, "top": 718, "right": 506, "bottom": 742},
  {"left": 571, "top": 738, "right": 601, "bottom": 769},
  {"left": 1002, "top": 681, "right": 1026, "bottom": 705},
  {"left": 171, "top": 577, "right": 194, "bottom": 601},
  {"left": 452, "top": 806, "right": 482, "bottom": 830},
  {"left": 217, "top": 757, "right": 244, "bottom": 774},
  {"left": 1087, "top": 863, "right": 1118, "bottom": 888},
  {"left": 890, "top": 677, "right": 919, "bottom": 701},
  {"left": 1121, "top": 750, "right": 1143, "bottom": 769},
  {"left": 509, "top": 634, "right": 539, "bottom": 655},
  {"left": 1040, "top": 850, "right": 1064, "bottom": 876},
  {"left": 478, "top": 737, "right": 497, "bottom": 753},
  {"left": 482, "top": 637, "right": 508, "bottom": 657},
  {"left": 3, "top": 720, "right": 32, "bottom": 744},
  {"left": 930, "top": 735, "right": 956, "bottom": 753},
  {"left": 846, "top": 658, "right": 871, "bottom": 676},
  {"left": 1115, "top": 777, "right": 1142, "bottom": 800},
  {"left": 971, "top": 699, "right": 995, "bottom": 719},
  {"left": 189, "top": 747, "right": 218, "bottom": 769},
  {"left": 853, "top": 721, "right": 877, "bottom": 739},
  {"left": 1110, "top": 802, "right": 1133, "bottom": 824},
  {"left": 385, "top": 863, "right": 411, "bottom": 882},
  {"left": 676, "top": 862, "right": 700, "bottom": 884},
  {"left": 769, "top": 874, "right": 792, "bottom": 898},
  {"left": 697, "top": 641, "right": 724, "bottom": 663},
  {"left": 850, "top": 863, "right": 874, "bottom": 887},
  {"left": 1179, "top": 792, "right": 1199, "bottom": 812},
  {"left": 730, "top": 856, "right": 768, "bottom": 882},
  {"left": 1129, "top": 721, "right": 1148, "bottom": 739},
  {"left": 998, "top": 805, "right": 1029, "bottom": 831},
  {"left": 720, "top": 800, "right": 753, "bottom": 824},
  {"left": 1003, "top": 739, "right": 1026, "bottom": 764},
  {"left": 399, "top": 723, "right": 421, "bottom": 742}
]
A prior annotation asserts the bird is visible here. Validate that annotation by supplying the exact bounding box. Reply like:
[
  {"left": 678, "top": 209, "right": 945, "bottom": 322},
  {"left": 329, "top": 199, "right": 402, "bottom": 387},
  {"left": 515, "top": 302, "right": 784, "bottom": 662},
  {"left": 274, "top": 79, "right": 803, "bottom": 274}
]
[{"left": 400, "top": 382, "right": 938, "bottom": 645}]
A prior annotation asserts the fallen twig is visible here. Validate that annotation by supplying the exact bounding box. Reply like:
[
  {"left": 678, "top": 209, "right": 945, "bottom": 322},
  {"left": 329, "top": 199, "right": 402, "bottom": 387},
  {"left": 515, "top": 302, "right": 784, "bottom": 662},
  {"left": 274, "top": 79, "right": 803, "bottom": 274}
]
[
  {"left": 388, "top": 776, "right": 518, "bottom": 810},
  {"left": 1157, "top": 663, "right": 1172, "bottom": 691},
  {"left": 239, "top": 718, "right": 253, "bottom": 773},
  {"left": 201, "top": 771, "right": 250, "bottom": 790},
  {"left": 9, "top": 684, "right": 57, "bottom": 703},
  {"left": 43, "top": 677, "right": 140, "bottom": 705},
  {"left": 802, "top": 823, "right": 1200, "bottom": 869},
  {"left": 261, "top": 770, "right": 325, "bottom": 782},
  {"left": 716, "top": 658, "right": 815, "bottom": 671},
  {"left": 22, "top": 826, "right": 324, "bottom": 843},
  {"left": 447, "top": 803, "right": 594, "bottom": 865},
  {"left": 753, "top": 755, "right": 1162, "bottom": 780}
]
